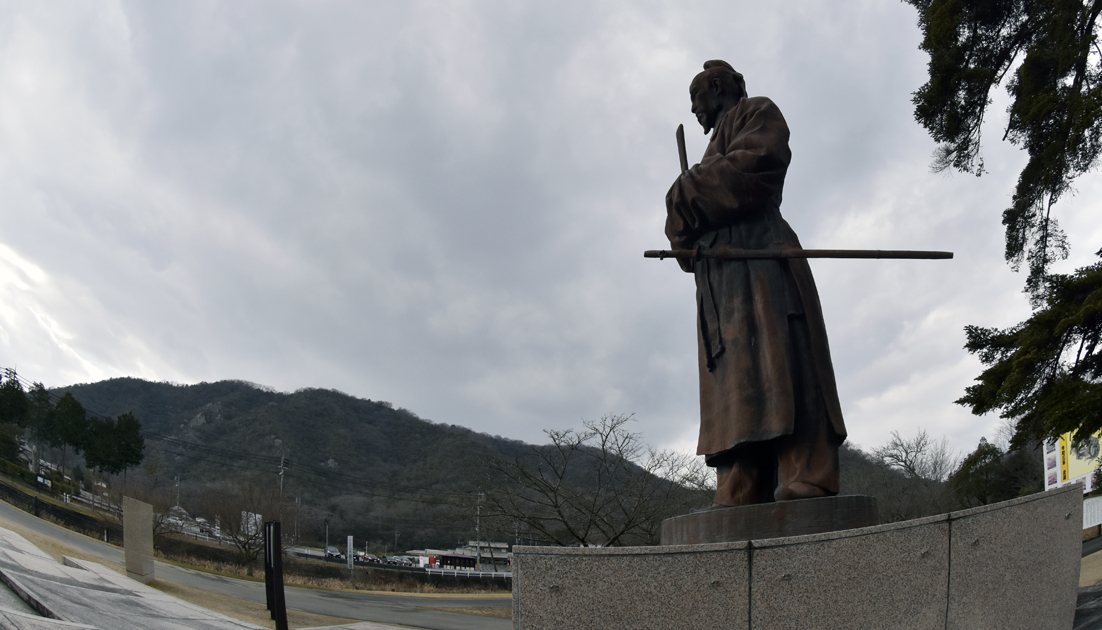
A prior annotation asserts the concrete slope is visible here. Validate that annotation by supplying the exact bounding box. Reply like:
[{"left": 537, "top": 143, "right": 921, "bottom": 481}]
[
  {"left": 0, "top": 526, "right": 263, "bottom": 630},
  {"left": 0, "top": 609, "right": 96, "bottom": 630},
  {"left": 0, "top": 500, "right": 510, "bottom": 630}
]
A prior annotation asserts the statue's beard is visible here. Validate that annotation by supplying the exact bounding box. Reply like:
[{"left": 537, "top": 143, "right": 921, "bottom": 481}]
[{"left": 697, "top": 112, "right": 713, "bottom": 135}]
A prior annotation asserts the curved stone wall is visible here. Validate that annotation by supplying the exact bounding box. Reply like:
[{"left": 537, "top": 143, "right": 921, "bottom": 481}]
[{"left": 512, "top": 484, "right": 1082, "bottom": 629}]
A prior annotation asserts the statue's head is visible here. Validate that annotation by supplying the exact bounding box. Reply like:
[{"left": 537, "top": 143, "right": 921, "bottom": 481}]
[{"left": 689, "top": 60, "right": 746, "bottom": 135}]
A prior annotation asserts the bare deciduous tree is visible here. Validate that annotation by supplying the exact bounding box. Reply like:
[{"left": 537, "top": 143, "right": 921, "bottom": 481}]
[
  {"left": 874, "top": 429, "right": 958, "bottom": 482},
  {"left": 850, "top": 429, "right": 960, "bottom": 522},
  {"left": 485, "top": 414, "right": 709, "bottom": 547},
  {"left": 195, "top": 477, "right": 280, "bottom": 573},
  {"left": 992, "top": 418, "right": 1017, "bottom": 453}
]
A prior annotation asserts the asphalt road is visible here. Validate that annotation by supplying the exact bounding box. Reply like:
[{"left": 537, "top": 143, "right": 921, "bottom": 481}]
[
  {"left": 0, "top": 500, "right": 511, "bottom": 630},
  {"left": 1086, "top": 535, "right": 1102, "bottom": 558}
]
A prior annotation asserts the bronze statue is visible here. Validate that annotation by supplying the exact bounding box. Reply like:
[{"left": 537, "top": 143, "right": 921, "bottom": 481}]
[{"left": 665, "top": 61, "right": 847, "bottom": 507}]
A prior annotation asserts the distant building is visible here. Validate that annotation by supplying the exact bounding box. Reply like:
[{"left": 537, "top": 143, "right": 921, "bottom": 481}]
[
  {"left": 438, "top": 551, "right": 477, "bottom": 570},
  {"left": 408, "top": 541, "right": 512, "bottom": 572}
]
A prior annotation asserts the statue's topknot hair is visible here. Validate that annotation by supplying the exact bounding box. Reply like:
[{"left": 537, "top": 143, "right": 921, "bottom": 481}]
[
  {"left": 701, "top": 60, "right": 746, "bottom": 98},
  {"left": 703, "top": 60, "right": 736, "bottom": 73}
]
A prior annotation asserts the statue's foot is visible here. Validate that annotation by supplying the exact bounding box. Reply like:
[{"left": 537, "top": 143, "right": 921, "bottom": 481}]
[{"left": 774, "top": 482, "right": 834, "bottom": 501}]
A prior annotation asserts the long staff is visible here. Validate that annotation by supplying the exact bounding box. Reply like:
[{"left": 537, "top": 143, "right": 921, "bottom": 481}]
[{"left": 653, "top": 125, "right": 952, "bottom": 261}]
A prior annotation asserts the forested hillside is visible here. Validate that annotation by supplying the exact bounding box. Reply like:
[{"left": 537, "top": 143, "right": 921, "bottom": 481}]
[
  {"left": 56, "top": 378, "right": 530, "bottom": 551},
  {"left": 48, "top": 378, "right": 1041, "bottom": 553}
]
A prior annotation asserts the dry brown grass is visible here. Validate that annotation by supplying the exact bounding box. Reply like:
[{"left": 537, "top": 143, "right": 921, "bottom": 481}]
[
  {"left": 147, "top": 578, "right": 358, "bottom": 628},
  {"left": 156, "top": 553, "right": 510, "bottom": 596},
  {"left": 152, "top": 553, "right": 260, "bottom": 581},
  {"left": 279, "top": 572, "right": 508, "bottom": 596}
]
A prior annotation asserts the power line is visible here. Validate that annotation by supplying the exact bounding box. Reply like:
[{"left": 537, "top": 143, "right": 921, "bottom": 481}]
[
  {"left": 144, "top": 433, "right": 476, "bottom": 499},
  {"left": 140, "top": 432, "right": 479, "bottom": 503},
  {"left": 144, "top": 440, "right": 471, "bottom": 507}
]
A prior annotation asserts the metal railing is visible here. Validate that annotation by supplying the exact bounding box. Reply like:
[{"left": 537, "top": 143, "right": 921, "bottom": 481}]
[{"left": 426, "top": 568, "right": 511, "bottom": 579}]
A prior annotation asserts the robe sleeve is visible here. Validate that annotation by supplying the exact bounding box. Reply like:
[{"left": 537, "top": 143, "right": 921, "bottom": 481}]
[{"left": 664, "top": 97, "right": 792, "bottom": 272}]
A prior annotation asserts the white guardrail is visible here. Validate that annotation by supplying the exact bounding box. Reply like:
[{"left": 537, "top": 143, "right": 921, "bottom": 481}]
[{"left": 425, "top": 568, "right": 511, "bottom": 578}]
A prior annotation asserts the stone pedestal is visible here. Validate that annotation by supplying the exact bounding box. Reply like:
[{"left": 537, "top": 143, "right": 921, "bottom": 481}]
[
  {"left": 123, "top": 496, "right": 154, "bottom": 584},
  {"left": 661, "top": 495, "right": 880, "bottom": 545},
  {"left": 513, "top": 486, "right": 1083, "bottom": 629}
]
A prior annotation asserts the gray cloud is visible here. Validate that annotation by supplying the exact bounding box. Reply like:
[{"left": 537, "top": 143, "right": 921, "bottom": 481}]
[{"left": 0, "top": 2, "right": 1088, "bottom": 459}]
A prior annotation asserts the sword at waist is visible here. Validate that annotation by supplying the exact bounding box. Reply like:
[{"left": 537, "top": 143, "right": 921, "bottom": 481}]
[{"left": 643, "top": 247, "right": 953, "bottom": 260}]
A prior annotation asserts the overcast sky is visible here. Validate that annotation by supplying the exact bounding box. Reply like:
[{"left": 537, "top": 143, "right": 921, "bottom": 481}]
[{"left": 0, "top": 2, "right": 1098, "bottom": 458}]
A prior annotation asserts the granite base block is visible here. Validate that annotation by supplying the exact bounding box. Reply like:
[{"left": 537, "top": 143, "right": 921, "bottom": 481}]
[
  {"left": 947, "top": 488, "right": 1082, "bottom": 630},
  {"left": 512, "top": 543, "right": 749, "bottom": 630},
  {"left": 122, "top": 496, "right": 154, "bottom": 584},
  {"left": 513, "top": 486, "right": 1082, "bottom": 630},
  {"left": 750, "top": 514, "right": 949, "bottom": 629}
]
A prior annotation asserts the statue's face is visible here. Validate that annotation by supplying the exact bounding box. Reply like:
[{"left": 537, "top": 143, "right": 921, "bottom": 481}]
[{"left": 689, "top": 74, "right": 721, "bottom": 134}]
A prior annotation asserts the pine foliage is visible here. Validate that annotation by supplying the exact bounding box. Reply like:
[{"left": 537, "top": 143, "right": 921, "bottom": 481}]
[
  {"left": 957, "top": 259, "right": 1102, "bottom": 446},
  {"left": 906, "top": 0, "right": 1102, "bottom": 297}
]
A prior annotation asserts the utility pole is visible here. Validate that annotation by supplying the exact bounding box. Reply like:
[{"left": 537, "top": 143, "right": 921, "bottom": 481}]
[
  {"left": 347, "top": 535, "right": 354, "bottom": 588},
  {"left": 174, "top": 475, "right": 180, "bottom": 508},
  {"left": 277, "top": 453, "right": 286, "bottom": 519},
  {"left": 324, "top": 519, "right": 329, "bottom": 558},
  {"left": 278, "top": 454, "right": 285, "bottom": 498},
  {"left": 294, "top": 496, "right": 300, "bottom": 544},
  {"left": 476, "top": 491, "right": 484, "bottom": 572}
]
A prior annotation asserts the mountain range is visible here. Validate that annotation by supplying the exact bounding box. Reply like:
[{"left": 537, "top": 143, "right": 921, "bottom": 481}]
[{"left": 56, "top": 378, "right": 530, "bottom": 550}]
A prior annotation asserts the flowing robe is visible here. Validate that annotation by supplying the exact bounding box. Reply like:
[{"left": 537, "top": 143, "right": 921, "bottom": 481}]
[{"left": 665, "top": 96, "right": 846, "bottom": 458}]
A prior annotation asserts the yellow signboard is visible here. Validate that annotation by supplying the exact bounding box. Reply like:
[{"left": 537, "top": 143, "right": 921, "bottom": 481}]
[{"left": 1046, "top": 431, "right": 1100, "bottom": 493}]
